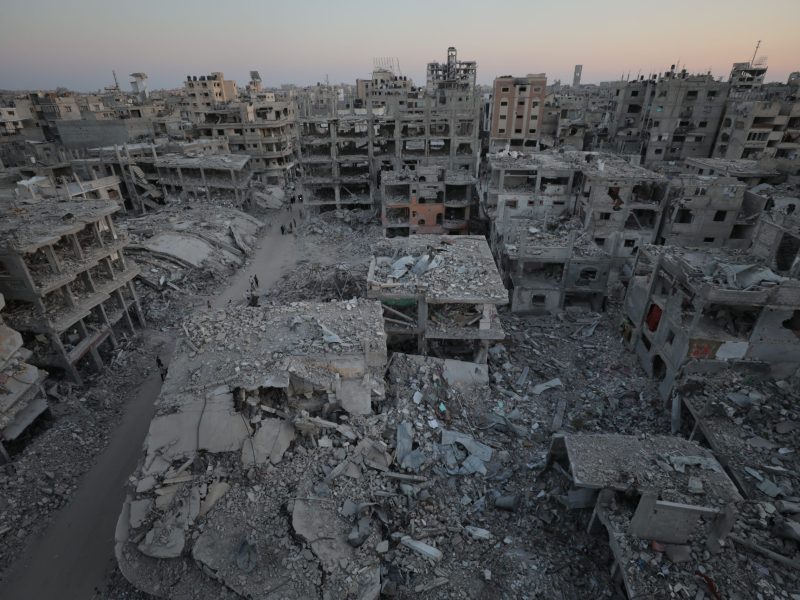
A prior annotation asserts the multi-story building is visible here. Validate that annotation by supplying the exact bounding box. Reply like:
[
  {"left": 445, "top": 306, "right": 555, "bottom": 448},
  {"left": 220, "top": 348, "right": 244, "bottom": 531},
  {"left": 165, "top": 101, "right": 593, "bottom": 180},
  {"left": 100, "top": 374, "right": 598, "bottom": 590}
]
[
  {"left": 0, "top": 198, "right": 145, "bottom": 384},
  {"left": 622, "top": 244, "right": 800, "bottom": 400},
  {"left": 712, "top": 97, "right": 800, "bottom": 175},
  {"left": 488, "top": 74, "right": 547, "bottom": 152},
  {"left": 367, "top": 235, "right": 507, "bottom": 362},
  {"left": 151, "top": 154, "right": 254, "bottom": 204},
  {"left": 298, "top": 48, "right": 481, "bottom": 236},
  {"left": 608, "top": 69, "right": 730, "bottom": 166},
  {"left": 658, "top": 175, "right": 752, "bottom": 249},
  {"left": 183, "top": 73, "right": 238, "bottom": 121},
  {"left": 193, "top": 100, "right": 297, "bottom": 184}
]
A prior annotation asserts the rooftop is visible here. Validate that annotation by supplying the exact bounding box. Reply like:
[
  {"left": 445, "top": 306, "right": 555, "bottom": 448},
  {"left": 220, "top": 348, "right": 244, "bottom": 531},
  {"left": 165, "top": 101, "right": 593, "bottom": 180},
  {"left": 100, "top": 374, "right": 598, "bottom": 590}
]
[
  {"left": 175, "top": 298, "right": 387, "bottom": 394},
  {"left": 685, "top": 157, "right": 781, "bottom": 177},
  {"left": 0, "top": 198, "right": 120, "bottom": 253},
  {"left": 368, "top": 235, "right": 508, "bottom": 304}
]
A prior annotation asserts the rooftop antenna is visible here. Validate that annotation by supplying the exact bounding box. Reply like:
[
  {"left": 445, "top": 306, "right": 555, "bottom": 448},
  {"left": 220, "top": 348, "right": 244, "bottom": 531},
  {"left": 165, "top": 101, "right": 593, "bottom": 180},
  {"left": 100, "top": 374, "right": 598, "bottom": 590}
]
[{"left": 750, "top": 40, "right": 761, "bottom": 67}]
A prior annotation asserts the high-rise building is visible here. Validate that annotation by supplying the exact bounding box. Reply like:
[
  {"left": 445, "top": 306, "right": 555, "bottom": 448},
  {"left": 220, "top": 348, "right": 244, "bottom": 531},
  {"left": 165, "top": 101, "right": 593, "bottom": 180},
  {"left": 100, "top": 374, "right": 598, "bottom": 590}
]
[{"left": 573, "top": 65, "right": 583, "bottom": 88}]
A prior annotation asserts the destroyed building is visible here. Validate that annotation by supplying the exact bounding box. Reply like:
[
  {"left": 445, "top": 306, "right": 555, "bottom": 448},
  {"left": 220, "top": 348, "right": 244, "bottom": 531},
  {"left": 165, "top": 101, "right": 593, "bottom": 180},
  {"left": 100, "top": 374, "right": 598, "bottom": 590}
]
[
  {"left": 116, "top": 299, "right": 390, "bottom": 598},
  {"left": 183, "top": 73, "right": 238, "bottom": 120},
  {"left": 622, "top": 244, "right": 800, "bottom": 400},
  {"left": 0, "top": 292, "right": 47, "bottom": 463},
  {"left": 481, "top": 151, "right": 576, "bottom": 237},
  {"left": 547, "top": 433, "right": 744, "bottom": 599},
  {"left": 192, "top": 100, "right": 297, "bottom": 184},
  {"left": 683, "top": 156, "right": 781, "bottom": 186},
  {"left": 298, "top": 110, "right": 374, "bottom": 211},
  {"left": 151, "top": 154, "right": 254, "bottom": 205},
  {"left": 658, "top": 175, "right": 753, "bottom": 248},
  {"left": 0, "top": 198, "right": 145, "bottom": 384},
  {"left": 608, "top": 68, "right": 730, "bottom": 166},
  {"left": 367, "top": 235, "right": 507, "bottom": 362},
  {"left": 749, "top": 181, "right": 800, "bottom": 276},
  {"left": 298, "top": 48, "right": 480, "bottom": 236},
  {"left": 481, "top": 151, "right": 667, "bottom": 314},
  {"left": 495, "top": 218, "right": 612, "bottom": 314}
]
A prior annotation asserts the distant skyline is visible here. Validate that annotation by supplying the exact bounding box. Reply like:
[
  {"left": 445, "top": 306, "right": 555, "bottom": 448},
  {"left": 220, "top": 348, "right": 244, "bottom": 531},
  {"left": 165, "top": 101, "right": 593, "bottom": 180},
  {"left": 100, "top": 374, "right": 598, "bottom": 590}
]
[{"left": 1, "top": 0, "right": 798, "bottom": 92}]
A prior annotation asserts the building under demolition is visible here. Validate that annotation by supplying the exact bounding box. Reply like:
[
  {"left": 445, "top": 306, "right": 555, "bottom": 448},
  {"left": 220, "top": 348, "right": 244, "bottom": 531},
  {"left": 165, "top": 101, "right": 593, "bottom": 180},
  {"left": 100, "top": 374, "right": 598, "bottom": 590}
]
[{"left": 0, "top": 198, "right": 145, "bottom": 384}]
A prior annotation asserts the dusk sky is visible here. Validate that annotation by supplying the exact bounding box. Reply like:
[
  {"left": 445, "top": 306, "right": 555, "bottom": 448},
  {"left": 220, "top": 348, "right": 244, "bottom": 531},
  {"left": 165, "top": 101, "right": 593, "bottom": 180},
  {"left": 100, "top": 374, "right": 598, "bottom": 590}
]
[{"left": 1, "top": 0, "right": 798, "bottom": 92}]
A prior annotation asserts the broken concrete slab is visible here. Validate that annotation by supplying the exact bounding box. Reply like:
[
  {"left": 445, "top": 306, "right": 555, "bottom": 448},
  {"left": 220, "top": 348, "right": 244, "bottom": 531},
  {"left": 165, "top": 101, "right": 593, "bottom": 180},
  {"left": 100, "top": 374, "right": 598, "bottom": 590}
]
[
  {"left": 532, "top": 378, "right": 563, "bottom": 395},
  {"left": 129, "top": 498, "right": 153, "bottom": 530},
  {"left": 400, "top": 536, "right": 442, "bottom": 561},
  {"left": 198, "top": 481, "right": 230, "bottom": 518},
  {"left": 241, "top": 418, "right": 295, "bottom": 465},
  {"left": 138, "top": 523, "right": 185, "bottom": 559},
  {"left": 442, "top": 359, "right": 489, "bottom": 388},
  {"left": 292, "top": 497, "right": 353, "bottom": 570}
]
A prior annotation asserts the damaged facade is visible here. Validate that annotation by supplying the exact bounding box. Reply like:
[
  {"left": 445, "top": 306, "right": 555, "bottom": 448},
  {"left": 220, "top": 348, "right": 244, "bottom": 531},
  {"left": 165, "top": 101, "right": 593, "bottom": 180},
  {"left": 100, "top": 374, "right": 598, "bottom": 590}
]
[
  {"left": 367, "top": 235, "right": 507, "bottom": 362},
  {"left": 0, "top": 198, "right": 145, "bottom": 384},
  {"left": 622, "top": 244, "right": 800, "bottom": 401}
]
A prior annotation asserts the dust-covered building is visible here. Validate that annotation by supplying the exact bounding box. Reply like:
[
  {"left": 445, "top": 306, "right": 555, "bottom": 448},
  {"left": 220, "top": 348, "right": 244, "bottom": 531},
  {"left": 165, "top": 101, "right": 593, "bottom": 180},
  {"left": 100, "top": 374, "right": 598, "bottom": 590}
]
[
  {"left": 0, "top": 198, "right": 145, "bottom": 383},
  {"left": 367, "top": 235, "right": 507, "bottom": 361}
]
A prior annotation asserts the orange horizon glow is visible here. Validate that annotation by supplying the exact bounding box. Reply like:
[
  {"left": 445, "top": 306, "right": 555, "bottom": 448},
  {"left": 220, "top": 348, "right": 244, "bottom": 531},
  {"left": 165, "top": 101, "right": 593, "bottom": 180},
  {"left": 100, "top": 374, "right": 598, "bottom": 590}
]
[{"left": 1, "top": 0, "right": 797, "bottom": 92}]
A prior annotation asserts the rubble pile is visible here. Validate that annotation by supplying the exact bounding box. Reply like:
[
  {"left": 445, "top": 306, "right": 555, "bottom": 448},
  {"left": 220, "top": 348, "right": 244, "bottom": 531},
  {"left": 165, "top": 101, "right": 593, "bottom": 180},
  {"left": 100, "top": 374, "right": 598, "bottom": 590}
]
[
  {"left": 371, "top": 236, "right": 508, "bottom": 304},
  {"left": 300, "top": 208, "right": 383, "bottom": 258},
  {"left": 488, "top": 309, "right": 668, "bottom": 438},
  {"left": 265, "top": 261, "right": 368, "bottom": 304},
  {"left": 121, "top": 205, "right": 265, "bottom": 325},
  {"left": 116, "top": 345, "right": 616, "bottom": 599}
]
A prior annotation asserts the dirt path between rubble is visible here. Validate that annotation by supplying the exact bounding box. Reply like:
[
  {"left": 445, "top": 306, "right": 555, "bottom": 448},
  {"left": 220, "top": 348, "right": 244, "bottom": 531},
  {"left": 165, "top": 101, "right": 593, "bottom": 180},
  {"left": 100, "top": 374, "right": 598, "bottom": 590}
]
[
  {"left": 212, "top": 204, "right": 300, "bottom": 308},
  {"left": 0, "top": 205, "right": 306, "bottom": 600},
  {"left": 0, "top": 333, "right": 175, "bottom": 600}
]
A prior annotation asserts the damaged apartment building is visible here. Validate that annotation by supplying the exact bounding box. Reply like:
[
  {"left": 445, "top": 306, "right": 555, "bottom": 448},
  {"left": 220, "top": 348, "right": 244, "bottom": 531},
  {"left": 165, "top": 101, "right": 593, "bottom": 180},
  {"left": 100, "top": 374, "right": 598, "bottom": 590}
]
[
  {"left": 0, "top": 198, "right": 145, "bottom": 384},
  {"left": 189, "top": 90, "right": 298, "bottom": 185},
  {"left": 622, "top": 244, "right": 800, "bottom": 404},
  {"left": 608, "top": 66, "right": 730, "bottom": 166},
  {"left": 366, "top": 235, "right": 507, "bottom": 362},
  {"left": 484, "top": 150, "right": 670, "bottom": 313},
  {"left": 298, "top": 48, "right": 480, "bottom": 236}
]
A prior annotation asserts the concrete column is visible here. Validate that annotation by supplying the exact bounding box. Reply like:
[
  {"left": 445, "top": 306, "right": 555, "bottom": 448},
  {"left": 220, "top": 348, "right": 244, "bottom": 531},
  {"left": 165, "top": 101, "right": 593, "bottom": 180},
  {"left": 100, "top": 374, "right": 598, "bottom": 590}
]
[
  {"left": 44, "top": 245, "right": 62, "bottom": 273},
  {"left": 127, "top": 280, "right": 146, "bottom": 327},
  {"left": 93, "top": 222, "right": 105, "bottom": 247},
  {"left": 117, "top": 288, "right": 136, "bottom": 333},
  {"left": 417, "top": 296, "right": 428, "bottom": 355},
  {"left": 70, "top": 234, "right": 84, "bottom": 261},
  {"left": 50, "top": 331, "right": 82, "bottom": 385},
  {"left": 200, "top": 167, "right": 211, "bottom": 202},
  {"left": 75, "top": 319, "right": 103, "bottom": 370},
  {"left": 97, "top": 301, "right": 118, "bottom": 348}
]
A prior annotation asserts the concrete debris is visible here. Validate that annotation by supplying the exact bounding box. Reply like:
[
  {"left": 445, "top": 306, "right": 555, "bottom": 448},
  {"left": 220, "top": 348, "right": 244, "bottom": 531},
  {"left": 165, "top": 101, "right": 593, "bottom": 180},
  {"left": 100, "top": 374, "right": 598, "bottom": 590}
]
[
  {"left": 400, "top": 536, "right": 443, "bottom": 562},
  {"left": 531, "top": 377, "right": 564, "bottom": 395}
]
